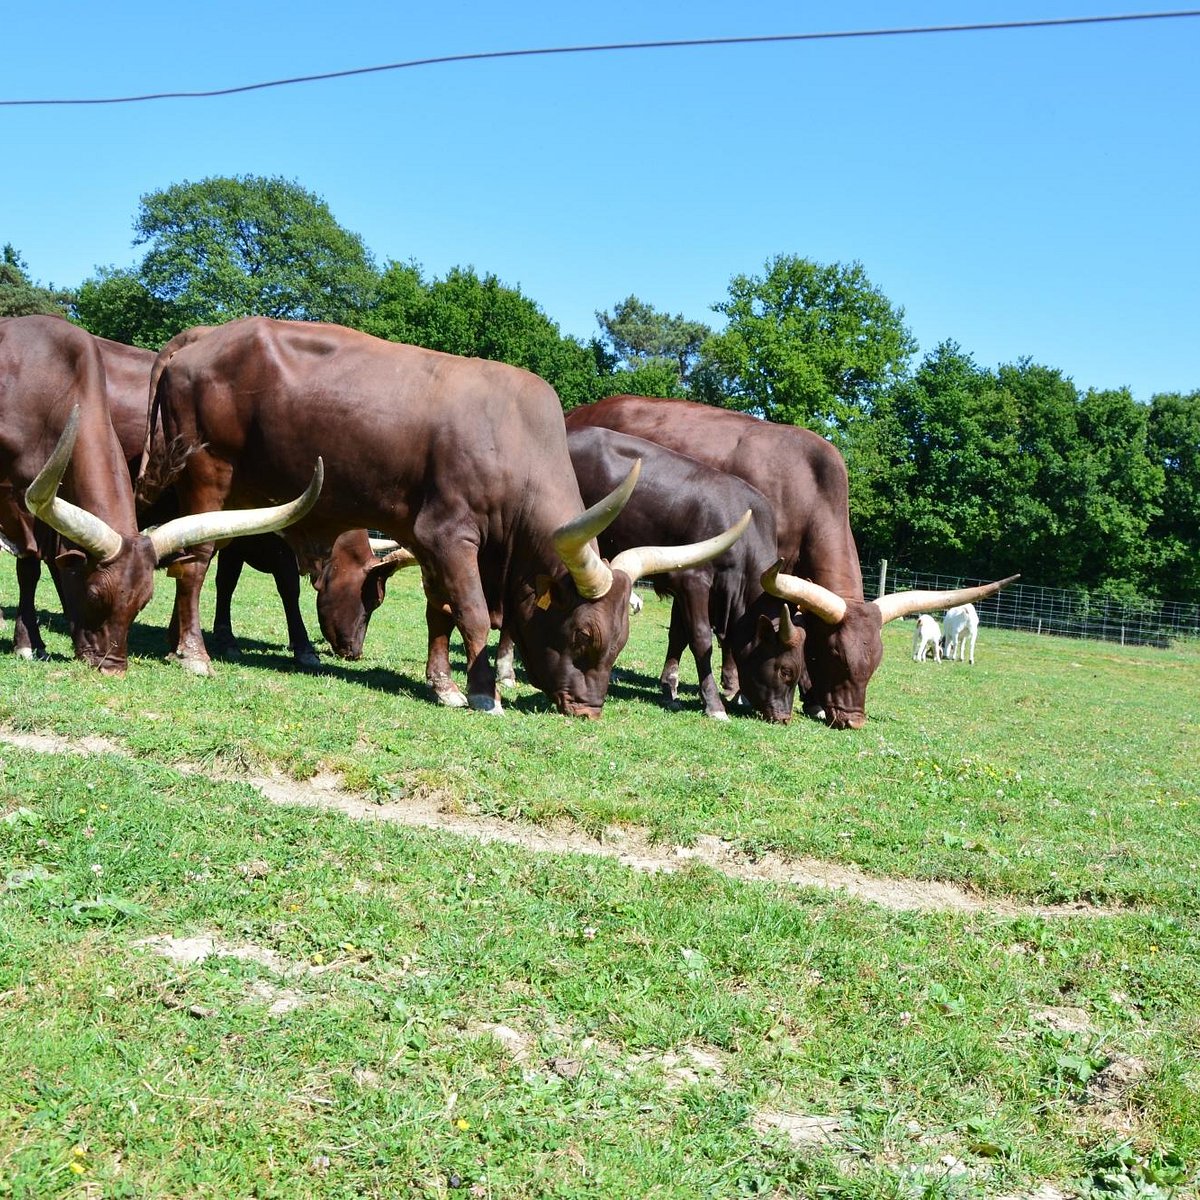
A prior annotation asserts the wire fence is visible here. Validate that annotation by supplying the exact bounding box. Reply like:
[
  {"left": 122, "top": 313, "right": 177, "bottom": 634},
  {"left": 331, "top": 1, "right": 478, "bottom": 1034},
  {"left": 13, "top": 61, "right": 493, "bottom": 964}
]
[{"left": 864, "top": 562, "right": 1200, "bottom": 649}]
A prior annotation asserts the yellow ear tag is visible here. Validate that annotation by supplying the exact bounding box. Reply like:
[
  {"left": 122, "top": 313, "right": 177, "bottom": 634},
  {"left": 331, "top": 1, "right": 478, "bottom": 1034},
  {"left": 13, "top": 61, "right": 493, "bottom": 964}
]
[{"left": 536, "top": 588, "right": 553, "bottom": 610}]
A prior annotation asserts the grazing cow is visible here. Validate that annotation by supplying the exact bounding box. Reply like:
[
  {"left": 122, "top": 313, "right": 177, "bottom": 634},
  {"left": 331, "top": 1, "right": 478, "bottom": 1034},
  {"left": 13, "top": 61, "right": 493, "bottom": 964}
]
[
  {"left": 2, "top": 326, "right": 385, "bottom": 667},
  {"left": 500, "top": 427, "right": 803, "bottom": 722},
  {"left": 566, "top": 395, "right": 1019, "bottom": 727},
  {"left": 942, "top": 602, "right": 981, "bottom": 664},
  {"left": 0, "top": 315, "right": 321, "bottom": 673},
  {"left": 912, "top": 614, "right": 942, "bottom": 662},
  {"left": 146, "top": 317, "right": 747, "bottom": 716}
]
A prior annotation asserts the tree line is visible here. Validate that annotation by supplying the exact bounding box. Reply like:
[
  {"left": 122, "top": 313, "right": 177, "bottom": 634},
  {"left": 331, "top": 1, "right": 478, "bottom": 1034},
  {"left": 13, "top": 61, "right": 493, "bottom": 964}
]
[{"left": 4, "top": 174, "right": 1197, "bottom": 603}]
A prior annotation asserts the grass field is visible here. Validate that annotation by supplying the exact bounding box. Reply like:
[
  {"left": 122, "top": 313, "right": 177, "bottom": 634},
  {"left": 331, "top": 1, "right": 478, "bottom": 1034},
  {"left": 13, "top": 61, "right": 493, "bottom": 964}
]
[{"left": 1, "top": 567, "right": 1197, "bottom": 1198}]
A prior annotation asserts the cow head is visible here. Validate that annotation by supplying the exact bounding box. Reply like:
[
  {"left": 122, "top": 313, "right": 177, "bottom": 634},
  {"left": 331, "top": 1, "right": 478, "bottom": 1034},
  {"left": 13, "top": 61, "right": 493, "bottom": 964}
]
[
  {"left": 762, "top": 563, "right": 1020, "bottom": 728},
  {"left": 727, "top": 599, "right": 808, "bottom": 725},
  {"left": 514, "top": 463, "right": 753, "bottom": 718},
  {"left": 313, "top": 536, "right": 418, "bottom": 660},
  {"left": 25, "top": 407, "right": 323, "bottom": 675}
]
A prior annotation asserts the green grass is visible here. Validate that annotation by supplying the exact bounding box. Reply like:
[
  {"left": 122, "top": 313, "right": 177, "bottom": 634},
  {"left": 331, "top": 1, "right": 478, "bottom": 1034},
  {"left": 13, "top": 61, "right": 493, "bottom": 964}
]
[{"left": 1, "top": 569, "right": 1197, "bottom": 1198}]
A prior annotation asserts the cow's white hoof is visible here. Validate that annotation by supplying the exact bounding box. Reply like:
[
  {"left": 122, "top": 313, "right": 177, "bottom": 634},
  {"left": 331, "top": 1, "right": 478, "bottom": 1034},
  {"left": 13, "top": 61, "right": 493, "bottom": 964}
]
[
  {"left": 469, "top": 694, "right": 504, "bottom": 714},
  {"left": 705, "top": 710, "right": 730, "bottom": 722},
  {"left": 183, "top": 658, "right": 213, "bottom": 677},
  {"left": 434, "top": 689, "right": 469, "bottom": 708},
  {"left": 497, "top": 674, "right": 518, "bottom": 690},
  {"left": 15, "top": 647, "right": 34, "bottom": 661}
]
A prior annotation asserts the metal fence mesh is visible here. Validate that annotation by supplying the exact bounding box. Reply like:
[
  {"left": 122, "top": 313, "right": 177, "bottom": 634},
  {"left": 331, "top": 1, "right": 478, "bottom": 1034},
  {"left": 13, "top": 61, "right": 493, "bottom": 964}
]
[{"left": 864, "top": 563, "right": 1200, "bottom": 649}]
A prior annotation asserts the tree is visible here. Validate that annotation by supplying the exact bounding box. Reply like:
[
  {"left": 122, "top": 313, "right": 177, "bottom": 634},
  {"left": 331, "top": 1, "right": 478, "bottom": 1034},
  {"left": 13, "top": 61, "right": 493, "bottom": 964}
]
[
  {"left": 1072, "top": 387, "right": 1163, "bottom": 592},
  {"left": 131, "top": 175, "right": 377, "bottom": 329},
  {"left": 1147, "top": 390, "right": 1200, "bottom": 598},
  {"left": 71, "top": 266, "right": 174, "bottom": 348},
  {"left": 595, "top": 295, "right": 711, "bottom": 394},
  {"left": 695, "top": 255, "right": 916, "bottom": 440},
  {"left": 849, "top": 342, "right": 1026, "bottom": 575},
  {"left": 0, "top": 244, "right": 72, "bottom": 318},
  {"left": 364, "top": 265, "right": 603, "bottom": 411}
]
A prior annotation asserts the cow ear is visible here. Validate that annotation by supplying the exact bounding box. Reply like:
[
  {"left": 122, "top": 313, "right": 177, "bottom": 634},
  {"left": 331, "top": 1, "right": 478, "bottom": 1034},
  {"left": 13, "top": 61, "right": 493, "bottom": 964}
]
[
  {"left": 55, "top": 547, "right": 87, "bottom": 570},
  {"left": 755, "top": 612, "right": 776, "bottom": 647}
]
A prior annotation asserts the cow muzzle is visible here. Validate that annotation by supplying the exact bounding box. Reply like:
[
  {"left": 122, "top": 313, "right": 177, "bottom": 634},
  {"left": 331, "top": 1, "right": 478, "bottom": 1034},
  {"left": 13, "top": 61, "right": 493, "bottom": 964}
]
[
  {"left": 825, "top": 707, "right": 866, "bottom": 730},
  {"left": 555, "top": 692, "right": 603, "bottom": 720}
]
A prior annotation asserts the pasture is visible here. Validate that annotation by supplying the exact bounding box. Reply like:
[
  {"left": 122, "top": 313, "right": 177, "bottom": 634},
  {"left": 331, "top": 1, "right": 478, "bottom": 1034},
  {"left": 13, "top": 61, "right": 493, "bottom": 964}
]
[{"left": 1, "top": 568, "right": 1197, "bottom": 1199}]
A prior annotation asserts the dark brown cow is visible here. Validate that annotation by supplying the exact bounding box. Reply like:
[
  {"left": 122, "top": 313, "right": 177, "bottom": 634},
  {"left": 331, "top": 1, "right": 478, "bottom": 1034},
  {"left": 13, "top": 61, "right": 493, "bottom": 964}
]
[
  {"left": 0, "top": 315, "right": 322, "bottom": 673},
  {"left": 566, "top": 395, "right": 1018, "bottom": 728},
  {"left": 498, "top": 427, "right": 804, "bottom": 722},
  {"left": 147, "top": 317, "right": 747, "bottom": 715}
]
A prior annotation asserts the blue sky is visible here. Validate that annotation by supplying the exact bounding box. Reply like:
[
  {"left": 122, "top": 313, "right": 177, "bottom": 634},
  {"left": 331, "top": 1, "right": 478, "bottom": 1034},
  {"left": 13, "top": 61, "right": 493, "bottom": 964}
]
[{"left": 3, "top": 2, "right": 1197, "bottom": 401}]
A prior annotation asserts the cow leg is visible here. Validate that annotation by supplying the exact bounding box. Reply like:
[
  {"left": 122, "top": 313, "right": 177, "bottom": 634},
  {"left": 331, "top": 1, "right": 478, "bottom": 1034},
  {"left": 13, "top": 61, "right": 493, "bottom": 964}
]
[
  {"left": 12, "top": 555, "right": 48, "bottom": 660},
  {"left": 659, "top": 598, "right": 688, "bottom": 710},
  {"left": 269, "top": 552, "right": 320, "bottom": 670},
  {"left": 423, "top": 595, "right": 468, "bottom": 708},
  {"left": 967, "top": 630, "right": 977, "bottom": 665},
  {"left": 210, "top": 547, "right": 246, "bottom": 659},
  {"left": 679, "top": 582, "right": 726, "bottom": 720},
  {"left": 495, "top": 628, "right": 518, "bottom": 688},
  {"left": 719, "top": 641, "right": 740, "bottom": 702},
  {"left": 166, "top": 549, "right": 218, "bottom": 675}
]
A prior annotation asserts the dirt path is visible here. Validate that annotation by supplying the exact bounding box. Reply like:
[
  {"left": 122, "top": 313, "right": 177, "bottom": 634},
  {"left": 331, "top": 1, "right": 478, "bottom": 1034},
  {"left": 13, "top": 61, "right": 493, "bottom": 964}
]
[{"left": 1, "top": 727, "right": 1115, "bottom": 919}]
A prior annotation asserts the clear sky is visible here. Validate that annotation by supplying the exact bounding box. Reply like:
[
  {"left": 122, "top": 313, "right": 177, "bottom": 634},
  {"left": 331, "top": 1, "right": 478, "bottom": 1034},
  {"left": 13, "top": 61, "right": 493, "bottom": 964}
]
[{"left": 3, "top": 2, "right": 1197, "bottom": 401}]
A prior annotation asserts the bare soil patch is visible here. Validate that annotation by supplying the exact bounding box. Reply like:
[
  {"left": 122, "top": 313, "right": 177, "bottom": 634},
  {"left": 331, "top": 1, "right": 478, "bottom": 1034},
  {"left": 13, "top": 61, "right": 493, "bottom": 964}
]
[{"left": 1, "top": 726, "right": 1117, "bottom": 918}]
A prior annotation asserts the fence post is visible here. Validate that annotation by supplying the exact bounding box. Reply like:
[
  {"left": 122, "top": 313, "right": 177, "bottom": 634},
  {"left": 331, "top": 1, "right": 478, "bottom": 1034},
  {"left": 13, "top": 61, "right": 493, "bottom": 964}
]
[{"left": 878, "top": 558, "right": 888, "bottom": 600}]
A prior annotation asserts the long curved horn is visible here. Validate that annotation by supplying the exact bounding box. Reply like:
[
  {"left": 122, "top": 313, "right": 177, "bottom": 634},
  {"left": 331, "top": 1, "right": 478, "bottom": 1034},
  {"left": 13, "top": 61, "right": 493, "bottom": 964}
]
[
  {"left": 873, "top": 574, "right": 1020, "bottom": 625},
  {"left": 610, "top": 509, "right": 752, "bottom": 584},
  {"left": 145, "top": 459, "right": 325, "bottom": 562},
  {"left": 378, "top": 546, "right": 419, "bottom": 569},
  {"left": 368, "top": 537, "right": 402, "bottom": 554},
  {"left": 25, "top": 406, "right": 124, "bottom": 563},
  {"left": 552, "top": 460, "right": 641, "bottom": 599},
  {"left": 761, "top": 560, "right": 848, "bottom": 626}
]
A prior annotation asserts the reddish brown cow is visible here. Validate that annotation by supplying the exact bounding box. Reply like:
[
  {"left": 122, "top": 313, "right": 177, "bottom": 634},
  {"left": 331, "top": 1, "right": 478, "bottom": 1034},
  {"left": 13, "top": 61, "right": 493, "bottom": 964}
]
[
  {"left": 0, "top": 315, "right": 321, "bottom": 673},
  {"left": 2, "top": 327, "right": 390, "bottom": 666},
  {"left": 147, "top": 317, "right": 747, "bottom": 715},
  {"left": 566, "top": 395, "right": 1018, "bottom": 728}
]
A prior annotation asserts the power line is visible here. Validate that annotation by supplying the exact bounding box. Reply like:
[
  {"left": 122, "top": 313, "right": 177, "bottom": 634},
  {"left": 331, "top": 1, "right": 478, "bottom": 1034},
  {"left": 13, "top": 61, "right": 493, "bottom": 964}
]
[{"left": 3, "top": 10, "right": 1198, "bottom": 107}]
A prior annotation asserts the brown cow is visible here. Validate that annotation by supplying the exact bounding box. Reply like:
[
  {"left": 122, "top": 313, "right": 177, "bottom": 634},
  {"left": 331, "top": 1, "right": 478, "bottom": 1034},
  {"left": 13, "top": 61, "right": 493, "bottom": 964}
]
[
  {"left": 147, "top": 318, "right": 747, "bottom": 715},
  {"left": 1, "top": 326, "right": 394, "bottom": 667},
  {"left": 0, "top": 315, "right": 322, "bottom": 674},
  {"left": 499, "top": 426, "right": 804, "bottom": 723},
  {"left": 565, "top": 395, "right": 1018, "bottom": 728}
]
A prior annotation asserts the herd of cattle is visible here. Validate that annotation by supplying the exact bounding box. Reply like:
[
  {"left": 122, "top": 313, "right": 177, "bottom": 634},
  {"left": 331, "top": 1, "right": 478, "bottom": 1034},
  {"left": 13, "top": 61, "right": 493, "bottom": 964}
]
[{"left": 0, "top": 314, "right": 1018, "bottom": 728}]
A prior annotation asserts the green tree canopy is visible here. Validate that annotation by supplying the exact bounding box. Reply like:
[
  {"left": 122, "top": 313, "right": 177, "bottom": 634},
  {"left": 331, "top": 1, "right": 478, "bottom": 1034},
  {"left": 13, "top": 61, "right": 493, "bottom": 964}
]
[
  {"left": 595, "top": 295, "right": 711, "bottom": 394},
  {"left": 1146, "top": 390, "right": 1200, "bottom": 598},
  {"left": 130, "top": 175, "right": 377, "bottom": 330},
  {"left": 71, "top": 266, "right": 174, "bottom": 348},
  {"left": 695, "top": 255, "right": 917, "bottom": 440},
  {"left": 363, "top": 264, "right": 603, "bottom": 410},
  {"left": 0, "top": 244, "right": 73, "bottom": 318}
]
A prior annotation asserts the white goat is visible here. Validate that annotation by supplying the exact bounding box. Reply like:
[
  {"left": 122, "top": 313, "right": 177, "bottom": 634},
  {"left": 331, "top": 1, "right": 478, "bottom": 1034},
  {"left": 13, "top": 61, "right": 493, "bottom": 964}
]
[
  {"left": 912, "top": 613, "right": 942, "bottom": 662},
  {"left": 942, "top": 603, "right": 980, "bottom": 664}
]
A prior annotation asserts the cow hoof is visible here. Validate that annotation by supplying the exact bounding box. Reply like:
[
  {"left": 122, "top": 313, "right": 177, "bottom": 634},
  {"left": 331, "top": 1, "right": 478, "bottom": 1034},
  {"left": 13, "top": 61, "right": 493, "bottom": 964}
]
[
  {"left": 803, "top": 702, "right": 826, "bottom": 722},
  {"left": 169, "top": 654, "right": 214, "bottom": 677},
  {"left": 294, "top": 650, "right": 321, "bottom": 671},
  {"left": 705, "top": 709, "right": 731, "bottom": 722},
  {"left": 468, "top": 694, "right": 504, "bottom": 715},
  {"left": 15, "top": 647, "right": 35, "bottom": 661},
  {"left": 497, "top": 675, "right": 518, "bottom": 690},
  {"left": 433, "top": 688, "right": 469, "bottom": 708}
]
